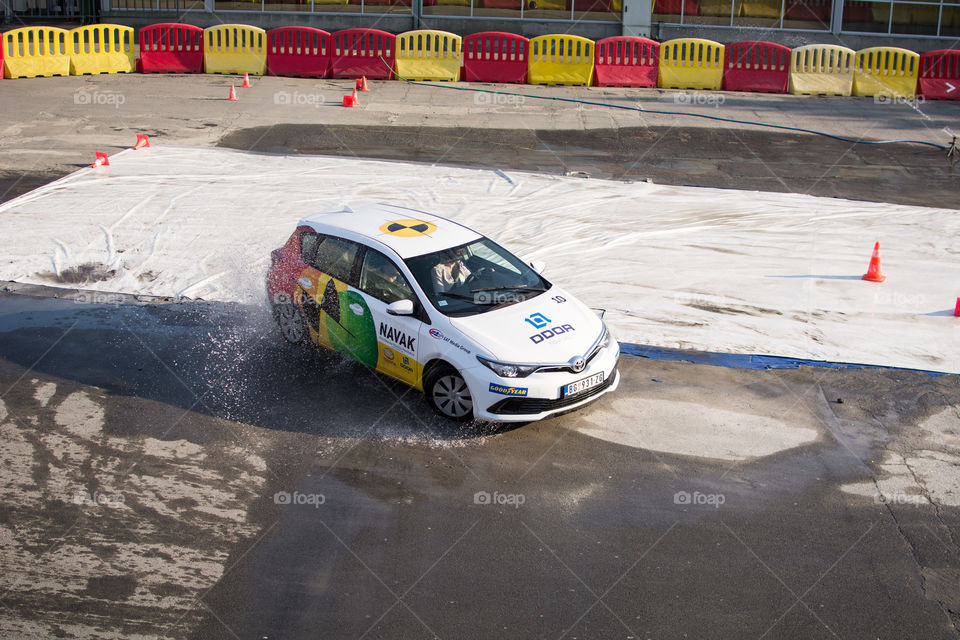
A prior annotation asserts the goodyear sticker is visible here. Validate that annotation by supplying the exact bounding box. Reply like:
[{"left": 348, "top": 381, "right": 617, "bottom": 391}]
[
  {"left": 379, "top": 219, "right": 437, "bottom": 237},
  {"left": 489, "top": 383, "right": 528, "bottom": 397}
]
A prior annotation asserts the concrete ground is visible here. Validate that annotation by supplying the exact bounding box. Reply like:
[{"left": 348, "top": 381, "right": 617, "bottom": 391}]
[
  {"left": 0, "top": 74, "right": 958, "bottom": 206},
  {"left": 0, "top": 74, "right": 959, "bottom": 639}
]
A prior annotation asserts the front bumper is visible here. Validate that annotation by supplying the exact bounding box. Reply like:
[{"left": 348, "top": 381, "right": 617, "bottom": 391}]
[{"left": 471, "top": 341, "right": 621, "bottom": 422}]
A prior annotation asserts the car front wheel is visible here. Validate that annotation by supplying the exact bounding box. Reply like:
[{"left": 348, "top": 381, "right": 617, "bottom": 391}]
[
  {"left": 426, "top": 366, "right": 474, "bottom": 421},
  {"left": 274, "top": 302, "right": 306, "bottom": 345}
]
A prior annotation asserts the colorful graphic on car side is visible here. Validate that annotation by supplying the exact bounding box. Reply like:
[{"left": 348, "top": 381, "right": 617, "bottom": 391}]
[
  {"left": 326, "top": 289, "right": 379, "bottom": 369},
  {"left": 298, "top": 266, "right": 424, "bottom": 385}
]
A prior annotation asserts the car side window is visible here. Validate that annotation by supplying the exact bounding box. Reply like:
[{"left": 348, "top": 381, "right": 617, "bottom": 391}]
[
  {"left": 359, "top": 250, "right": 415, "bottom": 305},
  {"left": 300, "top": 232, "right": 319, "bottom": 264},
  {"left": 311, "top": 236, "right": 361, "bottom": 284}
]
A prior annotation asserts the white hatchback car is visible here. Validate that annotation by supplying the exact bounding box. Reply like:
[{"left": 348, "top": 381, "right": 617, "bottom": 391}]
[{"left": 266, "top": 203, "right": 620, "bottom": 422}]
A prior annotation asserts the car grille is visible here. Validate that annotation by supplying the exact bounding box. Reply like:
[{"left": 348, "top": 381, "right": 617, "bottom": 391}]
[{"left": 486, "top": 372, "right": 615, "bottom": 416}]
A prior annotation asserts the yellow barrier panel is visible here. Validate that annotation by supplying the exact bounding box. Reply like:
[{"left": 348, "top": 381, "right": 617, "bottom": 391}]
[
  {"left": 870, "top": 2, "right": 911, "bottom": 24},
  {"left": 395, "top": 30, "right": 462, "bottom": 81},
  {"left": 204, "top": 24, "right": 267, "bottom": 75},
  {"left": 853, "top": 47, "right": 919, "bottom": 98},
  {"left": 698, "top": 0, "right": 741, "bottom": 16},
  {"left": 741, "top": 0, "right": 781, "bottom": 17},
  {"left": 788, "top": 44, "right": 854, "bottom": 96},
  {"left": 911, "top": 2, "right": 941, "bottom": 26},
  {"left": 528, "top": 35, "right": 594, "bottom": 86},
  {"left": 69, "top": 25, "right": 135, "bottom": 75},
  {"left": 2, "top": 27, "right": 70, "bottom": 78},
  {"left": 657, "top": 38, "right": 724, "bottom": 90}
]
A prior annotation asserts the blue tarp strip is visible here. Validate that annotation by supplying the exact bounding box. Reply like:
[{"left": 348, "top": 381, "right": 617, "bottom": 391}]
[{"left": 619, "top": 343, "right": 950, "bottom": 377}]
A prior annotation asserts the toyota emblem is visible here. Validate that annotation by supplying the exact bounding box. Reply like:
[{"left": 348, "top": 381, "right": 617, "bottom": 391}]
[{"left": 570, "top": 357, "right": 586, "bottom": 373}]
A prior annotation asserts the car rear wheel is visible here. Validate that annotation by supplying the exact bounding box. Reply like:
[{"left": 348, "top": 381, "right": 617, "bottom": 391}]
[
  {"left": 426, "top": 366, "right": 474, "bottom": 421},
  {"left": 275, "top": 302, "right": 306, "bottom": 345}
]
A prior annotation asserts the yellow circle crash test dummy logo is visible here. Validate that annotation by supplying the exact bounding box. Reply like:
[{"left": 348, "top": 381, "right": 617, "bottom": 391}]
[{"left": 379, "top": 219, "right": 438, "bottom": 237}]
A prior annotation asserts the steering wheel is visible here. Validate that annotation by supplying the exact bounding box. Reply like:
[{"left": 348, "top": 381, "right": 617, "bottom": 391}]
[{"left": 464, "top": 266, "right": 493, "bottom": 288}]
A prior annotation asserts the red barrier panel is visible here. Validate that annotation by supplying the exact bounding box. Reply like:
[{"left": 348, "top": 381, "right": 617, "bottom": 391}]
[
  {"left": 785, "top": 0, "right": 830, "bottom": 21},
  {"left": 138, "top": 23, "right": 203, "bottom": 74},
  {"left": 722, "top": 40, "right": 790, "bottom": 93},
  {"left": 654, "top": 0, "right": 698, "bottom": 14},
  {"left": 462, "top": 32, "right": 528, "bottom": 83},
  {"left": 594, "top": 36, "right": 659, "bottom": 87},
  {"left": 919, "top": 50, "right": 960, "bottom": 100},
  {"left": 843, "top": 0, "right": 871, "bottom": 21},
  {"left": 267, "top": 27, "right": 331, "bottom": 78},
  {"left": 330, "top": 28, "right": 395, "bottom": 79}
]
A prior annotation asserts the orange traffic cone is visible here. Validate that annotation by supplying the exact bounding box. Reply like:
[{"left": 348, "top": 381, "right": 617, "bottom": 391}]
[
  {"left": 91, "top": 152, "right": 109, "bottom": 168},
  {"left": 356, "top": 76, "right": 369, "bottom": 92},
  {"left": 227, "top": 84, "right": 238, "bottom": 101},
  {"left": 862, "top": 242, "right": 886, "bottom": 283},
  {"left": 352, "top": 87, "right": 359, "bottom": 103},
  {"left": 954, "top": 298, "right": 960, "bottom": 317},
  {"left": 241, "top": 73, "right": 252, "bottom": 88},
  {"left": 134, "top": 134, "right": 150, "bottom": 150}
]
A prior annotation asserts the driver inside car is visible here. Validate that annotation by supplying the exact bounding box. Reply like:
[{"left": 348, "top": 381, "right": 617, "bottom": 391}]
[{"left": 431, "top": 246, "right": 472, "bottom": 294}]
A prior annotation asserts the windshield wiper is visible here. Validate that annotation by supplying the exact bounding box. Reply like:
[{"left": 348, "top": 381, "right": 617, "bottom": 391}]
[
  {"left": 437, "top": 291, "right": 501, "bottom": 305},
  {"left": 470, "top": 285, "right": 548, "bottom": 293}
]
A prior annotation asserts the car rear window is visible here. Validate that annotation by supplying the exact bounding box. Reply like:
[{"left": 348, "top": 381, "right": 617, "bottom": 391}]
[{"left": 311, "top": 236, "right": 361, "bottom": 284}]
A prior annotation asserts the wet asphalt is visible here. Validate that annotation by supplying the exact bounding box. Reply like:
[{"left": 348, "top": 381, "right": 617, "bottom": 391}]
[{"left": 0, "top": 289, "right": 958, "bottom": 639}]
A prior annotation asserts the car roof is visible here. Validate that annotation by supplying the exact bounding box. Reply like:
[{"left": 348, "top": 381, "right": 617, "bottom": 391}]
[{"left": 298, "top": 203, "right": 483, "bottom": 260}]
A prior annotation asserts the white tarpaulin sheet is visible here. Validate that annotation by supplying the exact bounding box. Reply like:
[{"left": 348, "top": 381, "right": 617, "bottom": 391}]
[{"left": 1, "top": 146, "right": 957, "bottom": 373}]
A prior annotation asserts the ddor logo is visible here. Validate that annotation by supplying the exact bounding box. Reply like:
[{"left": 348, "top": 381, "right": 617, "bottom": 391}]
[
  {"left": 530, "top": 324, "right": 575, "bottom": 344},
  {"left": 524, "top": 312, "right": 551, "bottom": 329}
]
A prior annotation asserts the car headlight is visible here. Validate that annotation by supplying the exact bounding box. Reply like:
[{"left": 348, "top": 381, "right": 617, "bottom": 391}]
[
  {"left": 597, "top": 323, "right": 614, "bottom": 350},
  {"left": 476, "top": 355, "right": 539, "bottom": 378}
]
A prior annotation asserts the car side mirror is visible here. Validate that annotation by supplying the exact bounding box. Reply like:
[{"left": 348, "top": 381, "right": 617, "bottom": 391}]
[
  {"left": 387, "top": 299, "right": 415, "bottom": 316},
  {"left": 529, "top": 260, "right": 546, "bottom": 274}
]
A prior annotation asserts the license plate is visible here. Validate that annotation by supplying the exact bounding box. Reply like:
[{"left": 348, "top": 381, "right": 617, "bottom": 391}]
[{"left": 563, "top": 372, "right": 604, "bottom": 397}]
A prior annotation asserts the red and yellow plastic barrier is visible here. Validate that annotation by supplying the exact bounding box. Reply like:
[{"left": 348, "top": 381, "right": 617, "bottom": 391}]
[
  {"left": 528, "top": 35, "right": 595, "bottom": 86},
  {"left": 69, "top": 25, "right": 135, "bottom": 75},
  {"left": 2, "top": 27, "right": 70, "bottom": 78},
  {"left": 853, "top": 46, "right": 919, "bottom": 99},
  {"left": 395, "top": 30, "right": 462, "bottom": 81},
  {"left": 658, "top": 38, "right": 724, "bottom": 90},
  {"left": 203, "top": 24, "right": 267, "bottom": 75},
  {"left": 788, "top": 44, "right": 855, "bottom": 96}
]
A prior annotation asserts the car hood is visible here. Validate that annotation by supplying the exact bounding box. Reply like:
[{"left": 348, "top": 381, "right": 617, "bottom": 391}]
[{"left": 449, "top": 287, "right": 603, "bottom": 364}]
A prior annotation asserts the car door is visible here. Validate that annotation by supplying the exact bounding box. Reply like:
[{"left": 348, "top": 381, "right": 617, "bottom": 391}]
[
  {"left": 296, "top": 235, "right": 380, "bottom": 370},
  {"left": 355, "top": 247, "right": 424, "bottom": 388}
]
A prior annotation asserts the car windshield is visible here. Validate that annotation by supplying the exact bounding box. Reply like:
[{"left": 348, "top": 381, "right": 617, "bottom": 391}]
[{"left": 405, "top": 238, "right": 549, "bottom": 317}]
